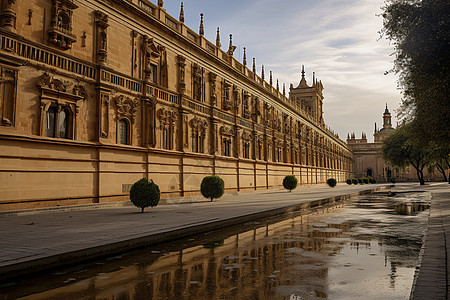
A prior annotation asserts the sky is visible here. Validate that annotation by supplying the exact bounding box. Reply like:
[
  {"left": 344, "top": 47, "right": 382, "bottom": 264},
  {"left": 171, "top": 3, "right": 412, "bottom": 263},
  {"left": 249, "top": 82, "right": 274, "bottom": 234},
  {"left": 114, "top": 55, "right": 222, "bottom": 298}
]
[{"left": 161, "top": 0, "right": 402, "bottom": 142}]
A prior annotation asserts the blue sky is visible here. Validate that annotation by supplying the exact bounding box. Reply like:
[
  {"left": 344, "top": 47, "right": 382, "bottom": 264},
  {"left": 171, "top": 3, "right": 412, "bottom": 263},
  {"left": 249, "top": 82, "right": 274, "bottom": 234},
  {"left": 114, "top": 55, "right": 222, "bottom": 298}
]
[{"left": 162, "top": 0, "right": 401, "bottom": 142}]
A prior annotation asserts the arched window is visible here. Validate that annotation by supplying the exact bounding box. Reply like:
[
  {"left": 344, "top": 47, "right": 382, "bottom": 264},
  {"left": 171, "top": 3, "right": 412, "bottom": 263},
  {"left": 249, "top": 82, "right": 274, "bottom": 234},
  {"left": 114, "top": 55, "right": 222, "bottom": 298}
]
[{"left": 118, "top": 119, "right": 129, "bottom": 145}]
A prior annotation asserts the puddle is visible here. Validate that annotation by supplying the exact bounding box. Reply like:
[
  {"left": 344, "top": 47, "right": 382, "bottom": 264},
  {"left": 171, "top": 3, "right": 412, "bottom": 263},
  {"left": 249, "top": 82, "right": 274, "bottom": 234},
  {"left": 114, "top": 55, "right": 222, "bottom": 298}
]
[{"left": 0, "top": 191, "right": 429, "bottom": 300}]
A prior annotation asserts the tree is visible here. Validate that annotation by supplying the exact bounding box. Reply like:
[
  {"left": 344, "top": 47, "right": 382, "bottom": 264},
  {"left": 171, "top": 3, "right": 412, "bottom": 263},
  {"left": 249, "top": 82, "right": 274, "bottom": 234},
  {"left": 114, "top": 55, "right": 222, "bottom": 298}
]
[
  {"left": 200, "top": 175, "right": 225, "bottom": 202},
  {"left": 130, "top": 178, "right": 160, "bottom": 212},
  {"left": 382, "top": 123, "right": 431, "bottom": 185},
  {"left": 381, "top": 0, "right": 450, "bottom": 144},
  {"left": 283, "top": 175, "right": 298, "bottom": 192},
  {"left": 429, "top": 142, "right": 450, "bottom": 183}
]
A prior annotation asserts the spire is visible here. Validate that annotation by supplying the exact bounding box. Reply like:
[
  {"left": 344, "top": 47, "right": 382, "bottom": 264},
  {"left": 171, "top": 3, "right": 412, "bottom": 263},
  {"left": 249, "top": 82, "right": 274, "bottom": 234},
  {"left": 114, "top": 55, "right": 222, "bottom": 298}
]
[
  {"left": 313, "top": 72, "right": 315, "bottom": 85},
  {"left": 158, "top": 0, "right": 163, "bottom": 7},
  {"left": 179, "top": 2, "right": 184, "bottom": 23},
  {"left": 216, "top": 27, "right": 221, "bottom": 48},
  {"left": 199, "top": 13, "right": 204, "bottom": 36},
  {"left": 297, "top": 65, "right": 309, "bottom": 88},
  {"left": 227, "top": 34, "right": 236, "bottom": 56},
  {"left": 252, "top": 58, "right": 256, "bottom": 73},
  {"left": 269, "top": 71, "right": 273, "bottom": 86},
  {"left": 276, "top": 79, "right": 279, "bottom": 91},
  {"left": 374, "top": 122, "right": 377, "bottom": 133},
  {"left": 243, "top": 47, "right": 247, "bottom": 66},
  {"left": 283, "top": 83, "right": 286, "bottom": 96},
  {"left": 384, "top": 103, "right": 390, "bottom": 114},
  {"left": 261, "top": 65, "right": 265, "bottom": 80}
]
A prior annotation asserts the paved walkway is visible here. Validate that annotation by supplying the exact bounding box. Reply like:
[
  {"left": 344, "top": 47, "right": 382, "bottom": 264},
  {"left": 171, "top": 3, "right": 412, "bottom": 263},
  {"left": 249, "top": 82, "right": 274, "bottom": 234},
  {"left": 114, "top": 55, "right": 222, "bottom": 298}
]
[
  {"left": 406, "top": 182, "right": 450, "bottom": 300},
  {"left": 0, "top": 182, "right": 448, "bottom": 299}
]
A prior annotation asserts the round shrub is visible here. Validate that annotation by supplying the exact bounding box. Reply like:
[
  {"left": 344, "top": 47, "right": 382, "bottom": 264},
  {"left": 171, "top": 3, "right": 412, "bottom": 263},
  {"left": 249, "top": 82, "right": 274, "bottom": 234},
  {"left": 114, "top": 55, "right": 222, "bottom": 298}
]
[
  {"left": 363, "top": 178, "right": 369, "bottom": 184},
  {"left": 358, "top": 178, "right": 363, "bottom": 184},
  {"left": 130, "top": 178, "right": 160, "bottom": 213},
  {"left": 346, "top": 179, "right": 352, "bottom": 185},
  {"left": 283, "top": 175, "right": 298, "bottom": 192},
  {"left": 327, "top": 178, "right": 337, "bottom": 188},
  {"left": 369, "top": 178, "right": 374, "bottom": 184},
  {"left": 201, "top": 175, "right": 225, "bottom": 202},
  {"left": 372, "top": 179, "right": 377, "bottom": 184},
  {"left": 352, "top": 179, "right": 358, "bottom": 185}
]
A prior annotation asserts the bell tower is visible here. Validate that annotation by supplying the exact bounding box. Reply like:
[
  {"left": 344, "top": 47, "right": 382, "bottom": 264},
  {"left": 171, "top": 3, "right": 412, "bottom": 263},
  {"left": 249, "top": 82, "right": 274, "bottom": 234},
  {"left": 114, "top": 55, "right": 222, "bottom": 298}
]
[
  {"left": 289, "top": 66, "right": 324, "bottom": 124},
  {"left": 383, "top": 103, "right": 392, "bottom": 129}
]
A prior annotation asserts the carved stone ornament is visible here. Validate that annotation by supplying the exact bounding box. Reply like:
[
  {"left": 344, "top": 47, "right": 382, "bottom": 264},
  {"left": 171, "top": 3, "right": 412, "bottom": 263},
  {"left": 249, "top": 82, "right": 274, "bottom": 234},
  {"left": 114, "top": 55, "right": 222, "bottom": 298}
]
[
  {"left": 48, "top": 0, "right": 78, "bottom": 49},
  {"left": 190, "top": 116, "right": 208, "bottom": 135},
  {"left": 95, "top": 10, "right": 109, "bottom": 65},
  {"left": 143, "top": 36, "right": 162, "bottom": 82},
  {"left": 192, "top": 63, "right": 202, "bottom": 101},
  {"left": 223, "top": 81, "right": 232, "bottom": 111},
  {"left": 243, "top": 91, "right": 251, "bottom": 119},
  {"left": 115, "top": 95, "right": 140, "bottom": 123},
  {"left": 0, "top": 0, "right": 17, "bottom": 30},
  {"left": 219, "top": 125, "right": 234, "bottom": 136},
  {"left": 241, "top": 131, "right": 252, "bottom": 141},
  {"left": 157, "top": 107, "right": 177, "bottom": 125},
  {"left": 209, "top": 72, "right": 217, "bottom": 105},
  {"left": 36, "top": 72, "right": 87, "bottom": 100},
  {"left": 177, "top": 55, "right": 186, "bottom": 93}
]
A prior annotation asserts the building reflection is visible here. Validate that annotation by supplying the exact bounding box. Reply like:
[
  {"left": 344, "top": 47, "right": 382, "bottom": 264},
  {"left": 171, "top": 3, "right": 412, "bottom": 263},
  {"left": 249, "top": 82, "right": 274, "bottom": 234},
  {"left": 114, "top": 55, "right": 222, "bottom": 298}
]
[{"left": 11, "top": 200, "right": 426, "bottom": 300}]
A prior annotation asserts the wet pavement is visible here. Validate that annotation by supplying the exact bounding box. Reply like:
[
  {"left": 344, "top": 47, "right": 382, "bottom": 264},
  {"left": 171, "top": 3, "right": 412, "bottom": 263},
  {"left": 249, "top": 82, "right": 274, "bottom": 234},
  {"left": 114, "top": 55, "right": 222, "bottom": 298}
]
[{"left": 0, "top": 190, "right": 431, "bottom": 299}]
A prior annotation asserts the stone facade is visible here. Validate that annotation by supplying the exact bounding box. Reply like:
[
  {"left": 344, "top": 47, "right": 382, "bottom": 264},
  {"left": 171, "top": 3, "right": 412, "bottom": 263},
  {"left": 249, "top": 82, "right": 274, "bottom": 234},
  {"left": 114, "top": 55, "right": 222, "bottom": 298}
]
[
  {"left": 347, "top": 105, "right": 441, "bottom": 182},
  {"left": 0, "top": 0, "right": 352, "bottom": 211}
]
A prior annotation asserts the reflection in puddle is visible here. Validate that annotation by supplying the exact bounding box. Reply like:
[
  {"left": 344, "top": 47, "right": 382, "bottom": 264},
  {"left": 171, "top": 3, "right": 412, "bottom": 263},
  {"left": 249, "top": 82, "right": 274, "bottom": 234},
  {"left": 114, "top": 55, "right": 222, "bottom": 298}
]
[{"left": 1, "top": 192, "right": 430, "bottom": 300}]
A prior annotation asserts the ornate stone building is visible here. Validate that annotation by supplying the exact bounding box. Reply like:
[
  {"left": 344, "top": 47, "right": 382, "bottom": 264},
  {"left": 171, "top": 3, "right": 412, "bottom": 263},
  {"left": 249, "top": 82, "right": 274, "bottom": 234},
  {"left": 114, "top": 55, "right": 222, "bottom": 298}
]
[
  {"left": 347, "top": 105, "right": 441, "bottom": 182},
  {"left": 0, "top": 0, "right": 352, "bottom": 211}
]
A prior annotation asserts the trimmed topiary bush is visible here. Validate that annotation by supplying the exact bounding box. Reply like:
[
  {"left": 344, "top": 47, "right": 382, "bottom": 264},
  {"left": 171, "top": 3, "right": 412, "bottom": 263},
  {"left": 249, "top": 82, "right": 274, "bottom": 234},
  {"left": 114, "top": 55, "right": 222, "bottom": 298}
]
[
  {"left": 201, "top": 175, "right": 225, "bottom": 202},
  {"left": 327, "top": 178, "right": 337, "bottom": 188},
  {"left": 346, "top": 179, "right": 352, "bottom": 185},
  {"left": 358, "top": 178, "right": 363, "bottom": 184},
  {"left": 372, "top": 179, "right": 377, "bottom": 184},
  {"left": 283, "top": 175, "right": 298, "bottom": 192},
  {"left": 363, "top": 178, "right": 369, "bottom": 184},
  {"left": 130, "top": 178, "right": 160, "bottom": 213},
  {"left": 368, "top": 177, "right": 374, "bottom": 184},
  {"left": 352, "top": 179, "right": 358, "bottom": 185}
]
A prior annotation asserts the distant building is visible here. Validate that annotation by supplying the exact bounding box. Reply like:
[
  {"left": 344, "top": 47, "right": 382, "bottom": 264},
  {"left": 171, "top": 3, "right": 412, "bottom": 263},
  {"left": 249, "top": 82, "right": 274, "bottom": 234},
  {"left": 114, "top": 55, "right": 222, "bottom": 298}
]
[{"left": 347, "top": 105, "right": 441, "bottom": 182}]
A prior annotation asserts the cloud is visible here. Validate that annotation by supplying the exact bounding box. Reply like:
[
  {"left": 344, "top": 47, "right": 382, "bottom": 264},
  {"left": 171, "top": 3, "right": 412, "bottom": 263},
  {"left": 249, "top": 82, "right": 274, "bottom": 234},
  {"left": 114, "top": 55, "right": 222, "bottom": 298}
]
[{"left": 164, "top": 0, "right": 401, "bottom": 142}]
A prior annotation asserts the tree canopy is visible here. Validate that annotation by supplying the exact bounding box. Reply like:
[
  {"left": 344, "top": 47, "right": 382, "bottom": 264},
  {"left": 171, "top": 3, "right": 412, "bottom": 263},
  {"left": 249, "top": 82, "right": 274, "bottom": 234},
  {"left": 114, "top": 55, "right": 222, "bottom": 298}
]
[{"left": 381, "top": 0, "right": 450, "bottom": 143}]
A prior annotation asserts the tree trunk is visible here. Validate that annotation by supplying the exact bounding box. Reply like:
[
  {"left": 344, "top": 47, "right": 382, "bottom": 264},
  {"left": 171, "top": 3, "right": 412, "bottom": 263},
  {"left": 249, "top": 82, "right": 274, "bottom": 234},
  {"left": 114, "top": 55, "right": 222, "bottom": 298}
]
[
  {"left": 417, "top": 169, "right": 425, "bottom": 185},
  {"left": 141, "top": 207, "right": 145, "bottom": 213},
  {"left": 436, "top": 164, "right": 448, "bottom": 182},
  {"left": 211, "top": 197, "right": 213, "bottom": 202}
]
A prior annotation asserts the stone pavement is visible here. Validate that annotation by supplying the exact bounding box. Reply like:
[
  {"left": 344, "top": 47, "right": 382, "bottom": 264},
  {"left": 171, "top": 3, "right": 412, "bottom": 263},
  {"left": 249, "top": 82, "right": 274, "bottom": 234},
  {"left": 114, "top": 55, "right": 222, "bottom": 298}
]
[
  {"left": 406, "top": 182, "right": 450, "bottom": 300},
  {"left": 0, "top": 182, "right": 448, "bottom": 300},
  {"left": 0, "top": 184, "right": 385, "bottom": 280}
]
